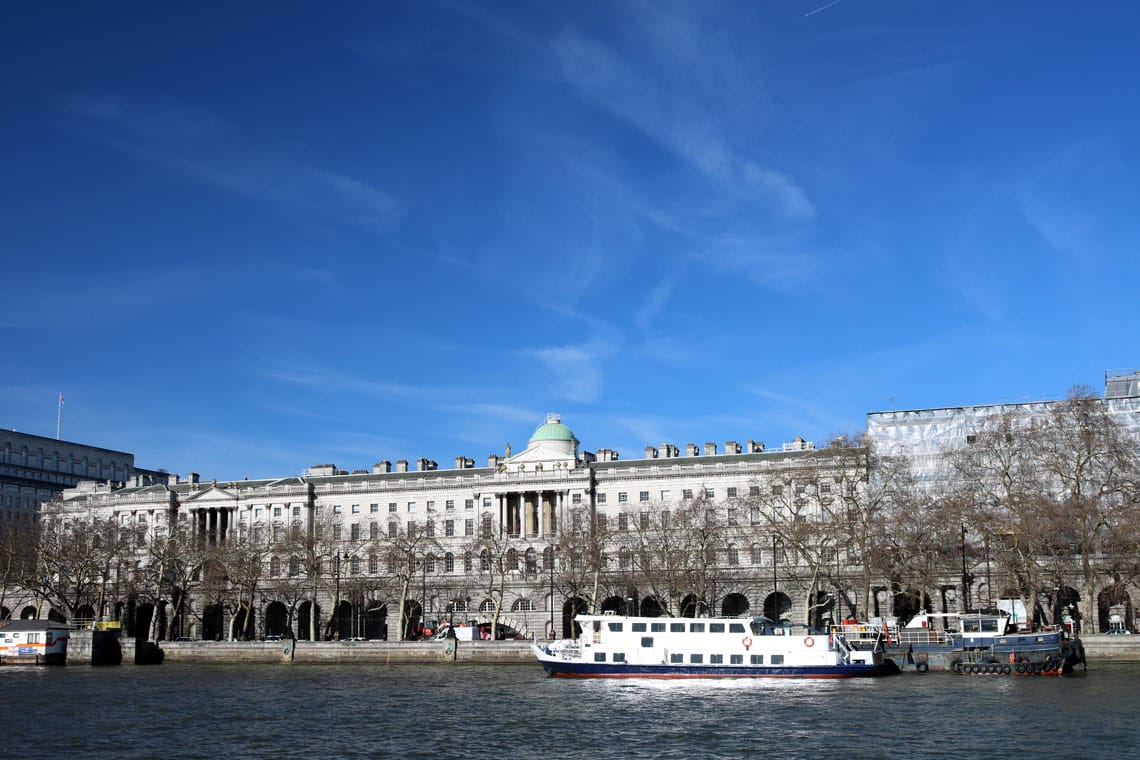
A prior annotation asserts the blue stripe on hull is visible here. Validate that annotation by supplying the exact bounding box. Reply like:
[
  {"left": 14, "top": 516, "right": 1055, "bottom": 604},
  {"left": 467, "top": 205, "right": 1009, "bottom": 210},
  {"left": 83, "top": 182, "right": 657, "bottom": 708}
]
[{"left": 539, "top": 661, "right": 888, "bottom": 679}]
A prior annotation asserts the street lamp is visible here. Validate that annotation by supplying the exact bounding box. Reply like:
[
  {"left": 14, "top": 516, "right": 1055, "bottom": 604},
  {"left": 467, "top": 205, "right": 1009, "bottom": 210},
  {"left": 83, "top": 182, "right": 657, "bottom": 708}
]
[
  {"left": 334, "top": 553, "right": 342, "bottom": 641},
  {"left": 548, "top": 545, "right": 559, "bottom": 639},
  {"left": 960, "top": 524, "right": 972, "bottom": 613}
]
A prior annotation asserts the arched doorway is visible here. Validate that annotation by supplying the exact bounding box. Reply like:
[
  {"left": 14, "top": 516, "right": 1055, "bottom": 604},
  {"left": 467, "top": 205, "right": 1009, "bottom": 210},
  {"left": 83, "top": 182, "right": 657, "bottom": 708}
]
[
  {"left": 20, "top": 605, "right": 36, "bottom": 619},
  {"left": 721, "top": 593, "right": 750, "bottom": 618},
  {"left": 641, "top": 596, "right": 667, "bottom": 617},
  {"left": 202, "top": 604, "right": 225, "bottom": 641},
  {"left": 680, "top": 594, "right": 708, "bottom": 618},
  {"left": 297, "top": 601, "right": 321, "bottom": 640},
  {"left": 265, "top": 601, "right": 289, "bottom": 638},
  {"left": 404, "top": 601, "right": 423, "bottom": 640},
  {"left": 365, "top": 602, "right": 387, "bottom": 640},
  {"left": 48, "top": 608, "right": 68, "bottom": 624},
  {"left": 561, "top": 597, "right": 588, "bottom": 638},
  {"left": 763, "top": 592, "right": 791, "bottom": 622},
  {"left": 1052, "top": 586, "right": 1081, "bottom": 630},
  {"left": 1098, "top": 584, "right": 1133, "bottom": 634},
  {"left": 892, "top": 588, "right": 929, "bottom": 625},
  {"left": 76, "top": 604, "right": 96, "bottom": 623},
  {"left": 0, "top": 605, "right": 10, "bottom": 620},
  {"left": 599, "top": 596, "right": 625, "bottom": 614},
  {"left": 331, "top": 600, "right": 352, "bottom": 640}
]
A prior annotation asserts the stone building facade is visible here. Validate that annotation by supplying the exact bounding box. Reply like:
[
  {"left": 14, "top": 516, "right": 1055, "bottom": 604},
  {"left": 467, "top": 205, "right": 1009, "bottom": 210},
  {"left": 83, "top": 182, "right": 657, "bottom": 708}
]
[{"left": 38, "top": 415, "right": 861, "bottom": 641}]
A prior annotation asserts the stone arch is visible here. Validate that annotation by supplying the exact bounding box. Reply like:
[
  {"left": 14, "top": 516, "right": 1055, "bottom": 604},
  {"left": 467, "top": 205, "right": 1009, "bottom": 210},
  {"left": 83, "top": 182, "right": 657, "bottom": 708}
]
[
  {"left": 721, "top": 592, "right": 750, "bottom": 618},
  {"left": 20, "top": 605, "right": 36, "bottom": 619},
  {"left": 297, "top": 601, "right": 320, "bottom": 640},
  {"left": 680, "top": 593, "right": 708, "bottom": 618},
  {"left": 763, "top": 592, "right": 791, "bottom": 622},
  {"left": 640, "top": 596, "right": 667, "bottom": 617},
  {"left": 76, "top": 603, "right": 96, "bottom": 622},
  {"left": 265, "top": 601, "right": 289, "bottom": 638},
  {"left": 47, "top": 607, "right": 68, "bottom": 624},
  {"left": 1051, "top": 585, "right": 1081, "bottom": 629},
  {"left": 892, "top": 587, "right": 929, "bottom": 625},
  {"left": 0, "top": 605, "right": 10, "bottom": 620},
  {"left": 599, "top": 595, "right": 626, "bottom": 615},
  {"left": 202, "top": 604, "right": 225, "bottom": 641},
  {"left": 1098, "top": 584, "right": 1133, "bottom": 634},
  {"left": 330, "top": 600, "right": 352, "bottom": 640},
  {"left": 561, "top": 596, "right": 588, "bottom": 639},
  {"left": 365, "top": 601, "right": 388, "bottom": 641}
]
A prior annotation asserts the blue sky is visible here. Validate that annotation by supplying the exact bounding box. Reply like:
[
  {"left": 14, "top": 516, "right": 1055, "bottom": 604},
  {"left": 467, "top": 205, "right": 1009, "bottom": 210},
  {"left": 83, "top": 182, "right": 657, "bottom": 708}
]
[{"left": 3, "top": 1, "right": 1138, "bottom": 479}]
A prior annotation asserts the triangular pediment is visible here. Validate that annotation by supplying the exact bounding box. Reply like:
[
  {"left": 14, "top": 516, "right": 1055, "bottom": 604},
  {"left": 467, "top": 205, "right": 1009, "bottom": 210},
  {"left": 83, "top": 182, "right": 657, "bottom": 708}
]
[
  {"left": 504, "top": 440, "right": 577, "bottom": 473},
  {"left": 182, "top": 486, "right": 239, "bottom": 503}
]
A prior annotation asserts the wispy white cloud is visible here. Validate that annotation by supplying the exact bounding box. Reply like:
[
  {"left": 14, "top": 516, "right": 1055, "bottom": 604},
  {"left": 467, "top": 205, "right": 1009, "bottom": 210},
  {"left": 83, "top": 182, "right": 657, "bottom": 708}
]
[
  {"left": 550, "top": 25, "right": 815, "bottom": 221},
  {"left": 527, "top": 340, "right": 616, "bottom": 403},
  {"left": 53, "top": 94, "right": 404, "bottom": 237}
]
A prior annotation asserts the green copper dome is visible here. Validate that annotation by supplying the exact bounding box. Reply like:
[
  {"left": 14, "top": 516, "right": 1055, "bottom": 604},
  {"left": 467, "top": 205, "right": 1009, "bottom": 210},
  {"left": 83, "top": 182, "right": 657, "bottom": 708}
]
[{"left": 529, "top": 413, "right": 577, "bottom": 444}]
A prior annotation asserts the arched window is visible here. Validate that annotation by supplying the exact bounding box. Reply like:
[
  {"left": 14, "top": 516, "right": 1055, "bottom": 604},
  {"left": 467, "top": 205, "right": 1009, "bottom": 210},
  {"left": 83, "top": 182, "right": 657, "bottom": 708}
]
[
  {"left": 506, "top": 548, "right": 518, "bottom": 571},
  {"left": 270, "top": 557, "right": 281, "bottom": 577},
  {"left": 480, "top": 549, "right": 490, "bottom": 571},
  {"left": 479, "top": 598, "right": 495, "bottom": 612},
  {"left": 464, "top": 551, "right": 473, "bottom": 572},
  {"left": 425, "top": 553, "right": 436, "bottom": 573},
  {"left": 525, "top": 547, "right": 537, "bottom": 574},
  {"left": 751, "top": 544, "right": 763, "bottom": 565},
  {"left": 445, "top": 552, "right": 455, "bottom": 573},
  {"left": 511, "top": 598, "right": 535, "bottom": 612}
]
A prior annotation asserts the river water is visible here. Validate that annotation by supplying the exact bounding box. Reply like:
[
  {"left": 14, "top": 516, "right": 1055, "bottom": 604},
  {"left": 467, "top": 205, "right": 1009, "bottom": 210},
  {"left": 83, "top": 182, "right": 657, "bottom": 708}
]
[{"left": 5, "top": 661, "right": 1137, "bottom": 758}]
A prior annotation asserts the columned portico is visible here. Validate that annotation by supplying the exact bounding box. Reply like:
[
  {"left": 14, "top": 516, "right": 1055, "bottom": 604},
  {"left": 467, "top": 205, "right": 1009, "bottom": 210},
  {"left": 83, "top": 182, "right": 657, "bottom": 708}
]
[
  {"left": 498, "top": 490, "right": 562, "bottom": 537},
  {"left": 191, "top": 506, "right": 235, "bottom": 545}
]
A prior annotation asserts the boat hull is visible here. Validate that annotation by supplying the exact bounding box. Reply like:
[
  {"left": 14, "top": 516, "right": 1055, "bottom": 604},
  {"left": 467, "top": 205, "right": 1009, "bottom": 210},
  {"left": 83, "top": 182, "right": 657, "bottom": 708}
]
[
  {"left": 533, "top": 645, "right": 895, "bottom": 679},
  {"left": 887, "top": 630, "right": 1080, "bottom": 675}
]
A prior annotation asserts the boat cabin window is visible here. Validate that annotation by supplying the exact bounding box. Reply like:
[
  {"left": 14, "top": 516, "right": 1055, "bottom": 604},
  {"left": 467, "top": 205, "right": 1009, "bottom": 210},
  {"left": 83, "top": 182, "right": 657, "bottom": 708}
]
[
  {"left": 771, "top": 654, "right": 784, "bottom": 665},
  {"left": 671, "top": 653, "right": 684, "bottom": 663},
  {"left": 729, "top": 623, "right": 746, "bottom": 634},
  {"left": 709, "top": 623, "right": 725, "bottom": 633},
  {"left": 690, "top": 654, "right": 703, "bottom": 663},
  {"left": 594, "top": 652, "right": 606, "bottom": 662},
  {"left": 632, "top": 622, "right": 647, "bottom": 632},
  {"left": 751, "top": 654, "right": 764, "bottom": 665},
  {"left": 670, "top": 623, "right": 686, "bottom": 632},
  {"left": 690, "top": 623, "right": 705, "bottom": 633},
  {"left": 641, "top": 637, "right": 654, "bottom": 648},
  {"left": 607, "top": 622, "right": 623, "bottom": 632},
  {"left": 614, "top": 652, "right": 626, "bottom": 662},
  {"left": 651, "top": 622, "right": 666, "bottom": 632},
  {"left": 731, "top": 654, "right": 744, "bottom": 665},
  {"left": 710, "top": 654, "right": 723, "bottom": 664},
  {"left": 45, "top": 633, "right": 54, "bottom": 644}
]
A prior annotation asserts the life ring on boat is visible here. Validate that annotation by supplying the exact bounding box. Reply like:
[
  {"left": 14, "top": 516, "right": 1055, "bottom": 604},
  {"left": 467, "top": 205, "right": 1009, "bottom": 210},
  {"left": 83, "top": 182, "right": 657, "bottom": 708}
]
[
  {"left": 742, "top": 636, "right": 753, "bottom": 650},
  {"left": 915, "top": 661, "right": 929, "bottom": 674},
  {"left": 803, "top": 636, "right": 815, "bottom": 647}
]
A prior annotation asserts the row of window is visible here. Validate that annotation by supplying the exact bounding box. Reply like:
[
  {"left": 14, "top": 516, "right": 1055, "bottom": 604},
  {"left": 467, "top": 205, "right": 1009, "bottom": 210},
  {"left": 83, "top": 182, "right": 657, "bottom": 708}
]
[
  {"left": 607, "top": 621, "right": 749, "bottom": 634},
  {"left": 594, "top": 651, "right": 785, "bottom": 666}
]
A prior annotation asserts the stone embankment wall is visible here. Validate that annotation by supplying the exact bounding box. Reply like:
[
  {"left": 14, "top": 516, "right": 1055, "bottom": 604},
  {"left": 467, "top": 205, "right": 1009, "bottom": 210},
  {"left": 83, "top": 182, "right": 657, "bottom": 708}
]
[
  {"left": 158, "top": 638, "right": 535, "bottom": 664},
  {"left": 65, "top": 634, "right": 1140, "bottom": 666}
]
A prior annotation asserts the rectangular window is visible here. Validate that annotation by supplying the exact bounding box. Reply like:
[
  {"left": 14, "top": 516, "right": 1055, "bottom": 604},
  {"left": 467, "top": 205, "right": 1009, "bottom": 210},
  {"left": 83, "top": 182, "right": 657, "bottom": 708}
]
[
  {"left": 333, "top": 504, "right": 342, "bottom": 514},
  {"left": 639, "top": 491, "right": 649, "bottom": 502},
  {"left": 670, "top": 623, "right": 685, "bottom": 632},
  {"left": 350, "top": 523, "right": 360, "bottom": 540},
  {"left": 639, "top": 512, "right": 649, "bottom": 530},
  {"left": 427, "top": 500, "right": 435, "bottom": 512},
  {"left": 597, "top": 493, "right": 607, "bottom": 504},
  {"left": 618, "top": 513, "right": 628, "bottom": 531},
  {"left": 729, "top": 623, "right": 746, "bottom": 634},
  {"left": 730, "top": 654, "right": 744, "bottom": 665},
  {"left": 445, "top": 520, "right": 455, "bottom": 537},
  {"left": 273, "top": 506, "right": 282, "bottom": 518},
  {"left": 333, "top": 525, "right": 342, "bottom": 540},
  {"left": 351, "top": 504, "right": 360, "bottom": 514},
  {"left": 682, "top": 489, "right": 693, "bottom": 500},
  {"left": 389, "top": 502, "right": 397, "bottom": 513},
  {"left": 727, "top": 487, "right": 737, "bottom": 498},
  {"left": 820, "top": 483, "right": 832, "bottom": 494},
  {"left": 671, "top": 653, "right": 684, "bottom": 663},
  {"left": 650, "top": 622, "right": 665, "bottom": 632},
  {"left": 710, "top": 654, "right": 723, "bottom": 664},
  {"left": 660, "top": 489, "right": 670, "bottom": 501},
  {"left": 632, "top": 622, "right": 647, "bottom": 632},
  {"left": 709, "top": 623, "right": 725, "bottom": 633},
  {"left": 607, "top": 622, "right": 624, "bottom": 632},
  {"left": 771, "top": 654, "right": 784, "bottom": 665},
  {"left": 369, "top": 522, "right": 379, "bottom": 539},
  {"left": 388, "top": 522, "right": 398, "bottom": 538},
  {"left": 571, "top": 493, "right": 582, "bottom": 504},
  {"left": 482, "top": 497, "right": 492, "bottom": 508},
  {"left": 446, "top": 499, "right": 455, "bottom": 511},
  {"left": 704, "top": 488, "right": 714, "bottom": 498},
  {"left": 613, "top": 652, "right": 626, "bottom": 662},
  {"left": 595, "top": 514, "right": 606, "bottom": 531},
  {"left": 751, "top": 654, "right": 764, "bottom": 665},
  {"left": 407, "top": 521, "right": 416, "bottom": 538},
  {"left": 690, "top": 623, "right": 705, "bottom": 633},
  {"left": 465, "top": 519, "right": 474, "bottom": 536},
  {"left": 370, "top": 503, "right": 379, "bottom": 513},
  {"left": 595, "top": 652, "right": 606, "bottom": 662},
  {"left": 618, "top": 492, "right": 628, "bottom": 503},
  {"left": 641, "top": 637, "right": 654, "bottom": 648},
  {"left": 465, "top": 499, "right": 474, "bottom": 510},
  {"left": 426, "top": 521, "right": 435, "bottom": 538},
  {"left": 690, "top": 654, "right": 703, "bottom": 663},
  {"left": 407, "top": 502, "right": 416, "bottom": 513}
]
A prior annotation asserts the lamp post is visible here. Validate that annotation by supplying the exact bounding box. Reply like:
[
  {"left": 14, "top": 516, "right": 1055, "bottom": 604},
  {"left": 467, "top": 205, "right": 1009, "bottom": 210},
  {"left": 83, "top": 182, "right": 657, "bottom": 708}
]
[
  {"left": 334, "top": 553, "right": 342, "bottom": 641},
  {"left": 772, "top": 535, "right": 780, "bottom": 620},
  {"left": 548, "top": 545, "right": 558, "bottom": 639},
  {"left": 960, "top": 524, "right": 972, "bottom": 613}
]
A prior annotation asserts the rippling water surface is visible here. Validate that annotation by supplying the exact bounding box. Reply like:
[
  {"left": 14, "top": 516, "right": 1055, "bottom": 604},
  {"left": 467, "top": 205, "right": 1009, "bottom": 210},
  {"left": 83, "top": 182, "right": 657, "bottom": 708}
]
[{"left": 7, "top": 661, "right": 1137, "bottom": 758}]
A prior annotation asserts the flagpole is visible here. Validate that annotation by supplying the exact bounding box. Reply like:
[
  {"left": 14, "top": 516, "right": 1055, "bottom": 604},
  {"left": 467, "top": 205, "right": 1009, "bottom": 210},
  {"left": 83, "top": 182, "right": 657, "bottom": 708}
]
[{"left": 56, "top": 393, "right": 63, "bottom": 440}]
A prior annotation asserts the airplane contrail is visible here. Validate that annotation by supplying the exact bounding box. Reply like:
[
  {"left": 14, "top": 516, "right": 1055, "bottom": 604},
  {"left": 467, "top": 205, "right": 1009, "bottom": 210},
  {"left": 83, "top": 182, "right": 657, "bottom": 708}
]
[{"left": 805, "top": 0, "right": 843, "bottom": 16}]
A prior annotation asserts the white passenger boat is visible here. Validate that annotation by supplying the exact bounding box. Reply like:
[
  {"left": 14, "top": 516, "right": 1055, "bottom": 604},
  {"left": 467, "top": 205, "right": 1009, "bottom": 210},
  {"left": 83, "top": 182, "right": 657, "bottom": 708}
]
[
  {"left": 532, "top": 613, "right": 898, "bottom": 679},
  {"left": 0, "top": 619, "right": 70, "bottom": 665}
]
